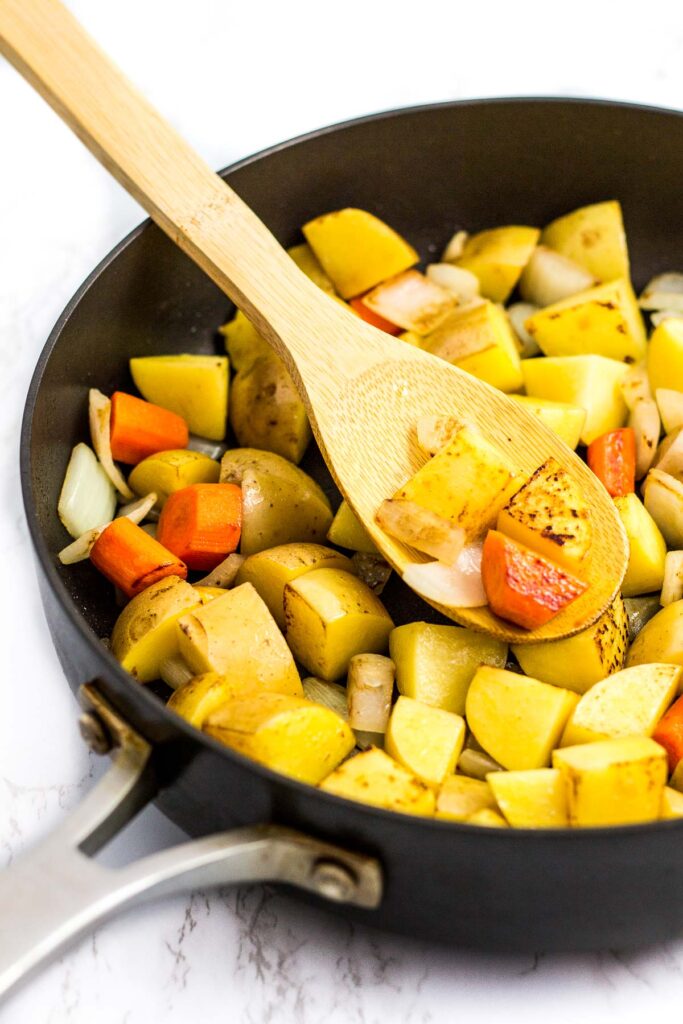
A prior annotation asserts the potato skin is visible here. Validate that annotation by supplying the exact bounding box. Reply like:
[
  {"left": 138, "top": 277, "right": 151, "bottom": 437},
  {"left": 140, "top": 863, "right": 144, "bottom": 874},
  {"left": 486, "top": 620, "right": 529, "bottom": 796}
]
[
  {"left": 230, "top": 354, "right": 311, "bottom": 464},
  {"left": 111, "top": 575, "right": 199, "bottom": 683},
  {"left": 320, "top": 747, "right": 435, "bottom": 816}
]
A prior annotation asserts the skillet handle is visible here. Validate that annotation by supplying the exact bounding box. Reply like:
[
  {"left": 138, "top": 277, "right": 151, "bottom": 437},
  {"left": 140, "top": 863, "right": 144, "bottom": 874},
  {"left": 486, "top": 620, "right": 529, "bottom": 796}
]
[{"left": 0, "top": 686, "right": 382, "bottom": 1004}]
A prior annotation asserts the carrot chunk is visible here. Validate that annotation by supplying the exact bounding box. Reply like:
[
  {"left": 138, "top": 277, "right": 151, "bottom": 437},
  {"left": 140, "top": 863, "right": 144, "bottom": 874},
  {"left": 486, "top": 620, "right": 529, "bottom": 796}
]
[
  {"left": 482, "top": 529, "right": 587, "bottom": 630},
  {"left": 90, "top": 516, "right": 187, "bottom": 597},
  {"left": 586, "top": 428, "right": 636, "bottom": 498},
  {"left": 156, "top": 483, "right": 242, "bottom": 571},
  {"left": 653, "top": 694, "right": 683, "bottom": 772},
  {"left": 110, "top": 391, "right": 189, "bottom": 464},
  {"left": 350, "top": 297, "right": 402, "bottom": 335}
]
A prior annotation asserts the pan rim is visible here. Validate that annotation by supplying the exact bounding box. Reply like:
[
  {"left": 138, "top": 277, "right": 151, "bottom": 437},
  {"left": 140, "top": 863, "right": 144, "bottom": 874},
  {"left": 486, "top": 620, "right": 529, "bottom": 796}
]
[{"left": 20, "top": 95, "right": 683, "bottom": 841}]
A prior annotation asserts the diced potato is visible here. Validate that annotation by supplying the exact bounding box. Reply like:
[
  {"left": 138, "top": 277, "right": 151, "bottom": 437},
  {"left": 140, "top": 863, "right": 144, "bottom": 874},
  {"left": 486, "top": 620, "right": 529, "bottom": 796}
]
[
  {"left": 512, "top": 597, "right": 629, "bottom": 695},
  {"left": 466, "top": 808, "right": 509, "bottom": 827},
  {"left": 394, "top": 426, "right": 518, "bottom": 542},
  {"left": 423, "top": 300, "right": 524, "bottom": 393},
  {"left": 362, "top": 269, "right": 456, "bottom": 335},
  {"left": 167, "top": 671, "right": 262, "bottom": 728},
  {"left": 648, "top": 319, "right": 683, "bottom": 393},
  {"left": 389, "top": 621, "right": 507, "bottom": 715},
  {"left": 435, "top": 775, "right": 497, "bottom": 821},
  {"left": 518, "top": 245, "right": 596, "bottom": 307},
  {"left": 235, "top": 543, "right": 353, "bottom": 629},
  {"left": 561, "top": 663, "right": 680, "bottom": 746},
  {"left": 487, "top": 769, "right": 568, "bottom": 828},
  {"left": 177, "top": 582, "right": 302, "bottom": 694},
  {"left": 287, "top": 242, "right": 337, "bottom": 295},
  {"left": 111, "top": 576, "right": 200, "bottom": 683},
  {"left": 283, "top": 568, "right": 394, "bottom": 680},
  {"left": 626, "top": 600, "right": 683, "bottom": 670},
  {"left": 656, "top": 388, "right": 683, "bottom": 435},
  {"left": 129, "top": 354, "right": 229, "bottom": 441},
  {"left": 302, "top": 208, "right": 418, "bottom": 299},
  {"left": 319, "top": 747, "right": 436, "bottom": 816},
  {"left": 384, "top": 696, "right": 466, "bottom": 788},
  {"left": 614, "top": 493, "right": 666, "bottom": 597},
  {"left": 661, "top": 787, "right": 683, "bottom": 818},
  {"left": 643, "top": 469, "right": 683, "bottom": 548},
  {"left": 541, "top": 200, "right": 629, "bottom": 282},
  {"left": 522, "top": 355, "right": 628, "bottom": 445},
  {"left": 466, "top": 666, "right": 578, "bottom": 770},
  {"left": 128, "top": 449, "right": 219, "bottom": 507},
  {"left": 496, "top": 457, "right": 591, "bottom": 572},
  {"left": 193, "top": 586, "right": 228, "bottom": 603},
  {"left": 205, "top": 693, "right": 354, "bottom": 784},
  {"left": 524, "top": 279, "right": 646, "bottom": 363},
  {"left": 230, "top": 354, "right": 311, "bottom": 464},
  {"left": 508, "top": 395, "right": 586, "bottom": 450},
  {"left": 553, "top": 737, "right": 667, "bottom": 827},
  {"left": 220, "top": 448, "right": 332, "bottom": 555},
  {"left": 454, "top": 225, "right": 540, "bottom": 303},
  {"left": 326, "top": 500, "right": 378, "bottom": 554},
  {"left": 220, "top": 309, "right": 271, "bottom": 374}
]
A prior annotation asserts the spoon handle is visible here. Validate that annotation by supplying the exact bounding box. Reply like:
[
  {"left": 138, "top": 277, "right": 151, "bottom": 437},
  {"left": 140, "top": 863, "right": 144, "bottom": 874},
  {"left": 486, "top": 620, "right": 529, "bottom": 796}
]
[{"left": 0, "top": 0, "right": 378, "bottom": 384}]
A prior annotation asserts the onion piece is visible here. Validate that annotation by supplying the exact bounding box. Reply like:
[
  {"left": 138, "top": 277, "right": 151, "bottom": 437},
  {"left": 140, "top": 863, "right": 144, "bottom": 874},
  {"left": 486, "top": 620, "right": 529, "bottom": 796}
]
[
  {"left": 159, "top": 654, "right": 194, "bottom": 691},
  {"left": 656, "top": 389, "right": 683, "bottom": 435},
  {"left": 643, "top": 469, "right": 683, "bottom": 548},
  {"left": 350, "top": 552, "right": 391, "bottom": 595},
  {"left": 88, "top": 388, "right": 134, "bottom": 499},
  {"left": 507, "top": 302, "right": 541, "bottom": 358},
  {"left": 362, "top": 269, "right": 456, "bottom": 335},
  {"left": 302, "top": 677, "right": 349, "bottom": 720},
  {"left": 639, "top": 273, "right": 683, "bottom": 312},
  {"left": 629, "top": 399, "right": 661, "bottom": 479},
  {"left": 519, "top": 245, "right": 595, "bottom": 307},
  {"left": 58, "top": 442, "right": 116, "bottom": 539},
  {"left": 650, "top": 310, "right": 683, "bottom": 328},
  {"left": 661, "top": 551, "right": 683, "bottom": 606},
  {"left": 426, "top": 263, "right": 480, "bottom": 303},
  {"left": 458, "top": 748, "right": 503, "bottom": 780},
  {"left": 195, "top": 552, "right": 245, "bottom": 588},
  {"left": 416, "top": 414, "right": 462, "bottom": 455},
  {"left": 347, "top": 654, "right": 395, "bottom": 733},
  {"left": 376, "top": 498, "right": 465, "bottom": 564},
  {"left": 441, "top": 230, "right": 469, "bottom": 263},
  {"left": 623, "top": 595, "right": 662, "bottom": 642},
  {"left": 116, "top": 492, "right": 158, "bottom": 524},
  {"left": 58, "top": 491, "right": 158, "bottom": 564},
  {"left": 620, "top": 363, "right": 652, "bottom": 410},
  {"left": 653, "top": 428, "right": 683, "bottom": 480},
  {"left": 187, "top": 434, "right": 227, "bottom": 460},
  {"left": 402, "top": 542, "right": 486, "bottom": 608}
]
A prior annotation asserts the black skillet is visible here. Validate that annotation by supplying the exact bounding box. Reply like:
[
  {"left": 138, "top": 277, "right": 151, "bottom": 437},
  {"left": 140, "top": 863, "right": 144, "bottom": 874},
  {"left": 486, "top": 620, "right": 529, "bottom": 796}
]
[{"left": 5, "top": 97, "right": 683, "bottom": 993}]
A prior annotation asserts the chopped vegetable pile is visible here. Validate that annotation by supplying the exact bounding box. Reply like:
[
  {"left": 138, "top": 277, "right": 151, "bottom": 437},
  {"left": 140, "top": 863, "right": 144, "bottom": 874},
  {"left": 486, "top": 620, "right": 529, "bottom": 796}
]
[{"left": 56, "top": 199, "right": 683, "bottom": 828}]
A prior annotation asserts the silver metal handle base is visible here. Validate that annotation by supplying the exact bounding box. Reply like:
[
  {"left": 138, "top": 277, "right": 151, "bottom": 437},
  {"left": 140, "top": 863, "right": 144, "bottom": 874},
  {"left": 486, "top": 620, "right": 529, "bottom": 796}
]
[{"left": 0, "top": 686, "right": 382, "bottom": 1002}]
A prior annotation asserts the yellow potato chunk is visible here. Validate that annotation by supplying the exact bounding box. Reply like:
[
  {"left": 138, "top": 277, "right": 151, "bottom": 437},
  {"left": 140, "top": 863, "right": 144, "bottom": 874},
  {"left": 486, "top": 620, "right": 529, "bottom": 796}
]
[
  {"left": 284, "top": 568, "right": 394, "bottom": 680},
  {"left": 487, "top": 769, "right": 568, "bottom": 828},
  {"left": 389, "top": 621, "right": 507, "bottom": 715},
  {"left": 466, "top": 808, "right": 509, "bottom": 827},
  {"left": 128, "top": 449, "right": 219, "bottom": 507},
  {"left": 235, "top": 543, "right": 353, "bottom": 629},
  {"left": 626, "top": 600, "right": 683, "bottom": 670},
  {"left": 177, "top": 583, "right": 302, "bottom": 693},
  {"left": 129, "top": 354, "right": 229, "bottom": 441},
  {"left": 205, "top": 693, "right": 354, "bottom": 784},
  {"left": 512, "top": 597, "right": 629, "bottom": 694},
  {"left": 614, "top": 493, "right": 666, "bottom": 597},
  {"left": 435, "top": 776, "right": 497, "bottom": 821},
  {"left": 384, "top": 696, "right": 466, "bottom": 788},
  {"left": 525, "top": 279, "right": 646, "bottom": 363},
  {"left": 320, "top": 747, "right": 436, "bottom": 816},
  {"left": 287, "top": 242, "right": 337, "bottom": 295},
  {"left": 229, "top": 354, "right": 311, "bottom": 464},
  {"left": 394, "top": 426, "right": 517, "bottom": 542},
  {"left": 454, "top": 226, "right": 540, "bottom": 303},
  {"left": 302, "top": 208, "right": 418, "bottom": 299},
  {"left": 497, "top": 457, "right": 591, "bottom": 572},
  {"left": 541, "top": 200, "right": 629, "bottom": 282},
  {"left": 466, "top": 666, "right": 578, "bottom": 770},
  {"left": 220, "top": 310, "right": 271, "bottom": 373},
  {"left": 111, "top": 576, "right": 200, "bottom": 683},
  {"left": 326, "top": 500, "right": 378, "bottom": 554},
  {"left": 167, "top": 671, "right": 263, "bottom": 728},
  {"left": 661, "top": 787, "right": 683, "bottom": 818},
  {"left": 553, "top": 736, "right": 667, "bottom": 827},
  {"left": 423, "top": 300, "right": 524, "bottom": 393},
  {"left": 508, "top": 395, "right": 586, "bottom": 450},
  {"left": 561, "top": 663, "right": 680, "bottom": 746},
  {"left": 522, "top": 354, "right": 628, "bottom": 445},
  {"left": 648, "top": 318, "right": 683, "bottom": 393}
]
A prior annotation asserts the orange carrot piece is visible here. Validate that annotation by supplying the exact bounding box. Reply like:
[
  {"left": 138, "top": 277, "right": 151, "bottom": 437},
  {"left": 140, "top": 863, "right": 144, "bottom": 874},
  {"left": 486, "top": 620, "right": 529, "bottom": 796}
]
[
  {"left": 110, "top": 391, "right": 189, "bottom": 464},
  {"left": 350, "top": 297, "right": 402, "bottom": 335},
  {"left": 90, "top": 516, "right": 187, "bottom": 597},
  {"left": 156, "top": 483, "right": 242, "bottom": 571},
  {"left": 586, "top": 428, "right": 636, "bottom": 498},
  {"left": 481, "top": 529, "right": 587, "bottom": 631},
  {"left": 653, "top": 694, "right": 683, "bottom": 772}
]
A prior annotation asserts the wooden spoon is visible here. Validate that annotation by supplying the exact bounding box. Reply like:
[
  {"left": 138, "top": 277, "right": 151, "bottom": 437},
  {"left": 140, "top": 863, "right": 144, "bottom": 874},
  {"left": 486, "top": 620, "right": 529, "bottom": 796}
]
[{"left": 0, "top": 0, "right": 628, "bottom": 642}]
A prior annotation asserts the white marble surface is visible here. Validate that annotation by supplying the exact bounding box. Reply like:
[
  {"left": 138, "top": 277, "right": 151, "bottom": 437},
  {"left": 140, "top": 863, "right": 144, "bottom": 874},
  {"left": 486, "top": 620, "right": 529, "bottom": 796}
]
[{"left": 3, "top": 1, "right": 683, "bottom": 1020}]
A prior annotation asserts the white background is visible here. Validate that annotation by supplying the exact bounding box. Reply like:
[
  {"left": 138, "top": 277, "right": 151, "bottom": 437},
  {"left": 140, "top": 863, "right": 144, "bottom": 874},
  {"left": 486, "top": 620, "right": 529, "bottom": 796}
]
[{"left": 2, "top": 1, "right": 683, "bottom": 1021}]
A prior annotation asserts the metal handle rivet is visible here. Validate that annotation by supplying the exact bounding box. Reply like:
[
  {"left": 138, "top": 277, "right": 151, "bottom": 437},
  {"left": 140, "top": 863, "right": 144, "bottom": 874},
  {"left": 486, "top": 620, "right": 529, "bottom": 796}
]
[
  {"left": 78, "top": 712, "right": 113, "bottom": 755},
  {"left": 310, "top": 860, "right": 357, "bottom": 902}
]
